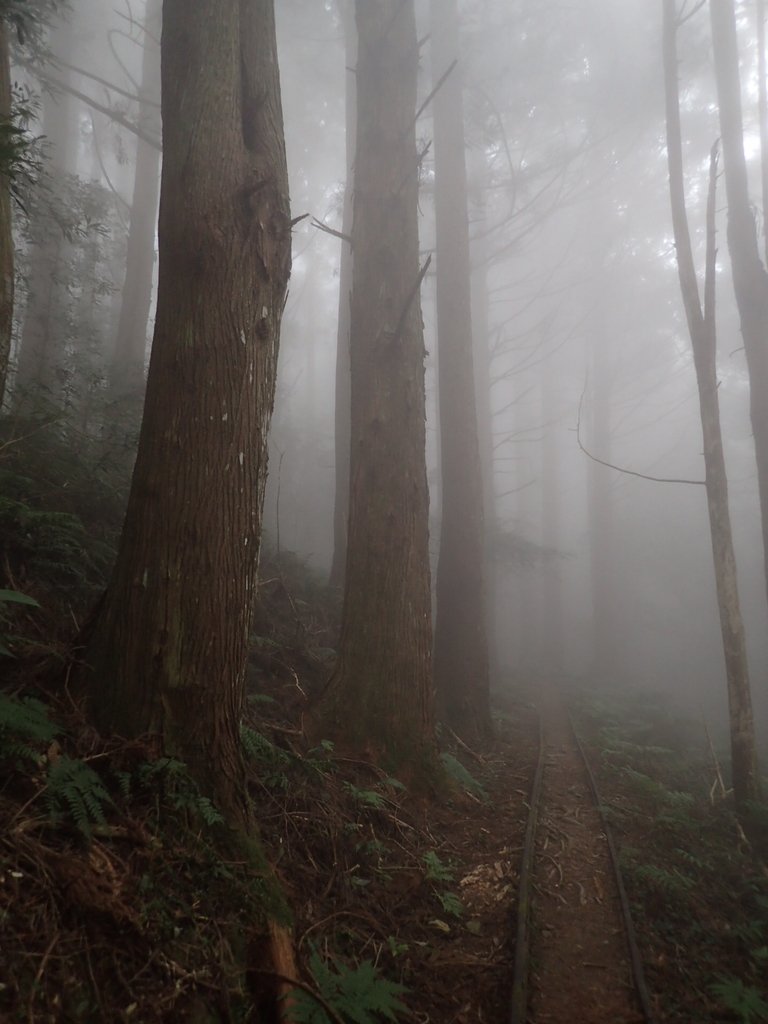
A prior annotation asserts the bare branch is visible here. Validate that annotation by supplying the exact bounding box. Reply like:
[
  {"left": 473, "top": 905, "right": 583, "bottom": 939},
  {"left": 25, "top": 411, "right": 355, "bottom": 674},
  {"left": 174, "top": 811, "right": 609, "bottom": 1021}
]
[
  {"left": 576, "top": 385, "right": 705, "bottom": 486},
  {"left": 412, "top": 58, "right": 457, "bottom": 127},
  {"left": 37, "top": 73, "right": 161, "bottom": 149},
  {"left": 311, "top": 217, "right": 351, "bottom": 245},
  {"left": 52, "top": 57, "right": 159, "bottom": 108}
]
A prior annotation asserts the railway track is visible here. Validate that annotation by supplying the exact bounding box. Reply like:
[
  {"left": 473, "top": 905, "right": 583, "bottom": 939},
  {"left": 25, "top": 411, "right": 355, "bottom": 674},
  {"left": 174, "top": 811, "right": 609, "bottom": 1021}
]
[{"left": 509, "top": 690, "right": 658, "bottom": 1024}]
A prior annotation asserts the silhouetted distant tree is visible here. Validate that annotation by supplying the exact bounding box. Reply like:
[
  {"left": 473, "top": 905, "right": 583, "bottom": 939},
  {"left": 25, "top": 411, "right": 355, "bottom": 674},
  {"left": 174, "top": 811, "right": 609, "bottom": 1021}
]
[
  {"left": 710, "top": 0, "right": 768, "bottom": 616},
  {"left": 664, "top": 0, "right": 760, "bottom": 808},
  {"left": 312, "top": 0, "right": 436, "bottom": 778},
  {"left": 431, "top": 0, "right": 491, "bottom": 744}
]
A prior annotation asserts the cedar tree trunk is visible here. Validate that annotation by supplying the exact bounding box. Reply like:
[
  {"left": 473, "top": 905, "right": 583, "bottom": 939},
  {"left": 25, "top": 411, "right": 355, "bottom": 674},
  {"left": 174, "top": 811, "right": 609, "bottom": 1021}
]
[
  {"left": 329, "top": 0, "right": 355, "bottom": 590},
  {"left": 79, "top": 0, "right": 291, "bottom": 827},
  {"left": 710, "top": 0, "right": 768, "bottom": 615},
  {"left": 0, "top": 19, "right": 12, "bottom": 408},
  {"left": 430, "top": 0, "right": 491, "bottom": 743},
  {"left": 664, "top": 0, "right": 760, "bottom": 807},
  {"left": 312, "top": 0, "right": 435, "bottom": 776},
  {"left": 107, "top": 0, "right": 162, "bottom": 416}
]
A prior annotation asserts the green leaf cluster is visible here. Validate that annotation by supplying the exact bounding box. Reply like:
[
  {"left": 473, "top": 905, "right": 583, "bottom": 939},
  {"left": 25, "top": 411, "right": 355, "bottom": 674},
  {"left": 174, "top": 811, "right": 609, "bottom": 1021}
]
[
  {"left": 289, "top": 945, "right": 408, "bottom": 1023},
  {"left": 709, "top": 977, "right": 768, "bottom": 1023},
  {"left": 0, "top": 690, "right": 55, "bottom": 760},
  {"left": 45, "top": 755, "right": 113, "bottom": 839}
]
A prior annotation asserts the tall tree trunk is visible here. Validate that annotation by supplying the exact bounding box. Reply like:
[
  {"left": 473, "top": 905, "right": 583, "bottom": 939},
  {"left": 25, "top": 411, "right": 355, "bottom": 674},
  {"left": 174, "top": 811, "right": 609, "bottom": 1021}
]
[
  {"left": 78, "top": 0, "right": 291, "bottom": 827},
  {"left": 430, "top": 0, "right": 491, "bottom": 743},
  {"left": 0, "top": 20, "right": 13, "bottom": 408},
  {"left": 470, "top": 160, "right": 501, "bottom": 685},
  {"left": 540, "top": 353, "right": 563, "bottom": 675},
  {"left": 107, "top": 0, "right": 162, "bottom": 419},
  {"left": 710, "top": 0, "right": 768, "bottom": 615},
  {"left": 758, "top": 0, "right": 768, "bottom": 267},
  {"left": 664, "top": 0, "right": 760, "bottom": 808},
  {"left": 329, "top": 0, "right": 355, "bottom": 590},
  {"left": 312, "top": 0, "right": 435, "bottom": 777},
  {"left": 588, "top": 302, "right": 616, "bottom": 684}
]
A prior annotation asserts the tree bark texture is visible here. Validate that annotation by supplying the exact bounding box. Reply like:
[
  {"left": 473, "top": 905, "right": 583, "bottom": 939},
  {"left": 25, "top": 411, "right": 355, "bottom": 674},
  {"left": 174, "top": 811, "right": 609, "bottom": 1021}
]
[
  {"left": 0, "top": 20, "right": 13, "bottom": 408},
  {"left": 710, "top": 0, "right": 768, "bottom": 617},
  {"left": 313, "top": 0, "right": 435, "bottom": 774},
  {"left": 329, "top": 0, "right": 355, "bottom": 590},
  {"left": 108, "top": 0, "right": 162, "bottom": 412},
  {"left": 430, "top": 0, "right": 491, "bottom": 743},
  {"left": 664, "top": 0, "right": 760, "bottom": 807},
  {"left": 81, "top": 0, "right": 291, "bottom": 827}
]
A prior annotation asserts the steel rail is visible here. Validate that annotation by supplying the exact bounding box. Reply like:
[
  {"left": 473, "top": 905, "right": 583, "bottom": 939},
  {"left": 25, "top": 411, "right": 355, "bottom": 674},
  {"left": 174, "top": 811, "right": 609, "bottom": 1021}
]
[{"left": 508, "top": 696, "right": 658, "bottom": 1024}]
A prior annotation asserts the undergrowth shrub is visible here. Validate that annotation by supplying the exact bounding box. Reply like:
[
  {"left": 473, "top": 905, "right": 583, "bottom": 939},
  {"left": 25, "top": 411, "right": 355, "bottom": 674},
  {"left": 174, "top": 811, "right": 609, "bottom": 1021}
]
[{"left": 289, "top": 943, "right": 408, "bottom": 1024}]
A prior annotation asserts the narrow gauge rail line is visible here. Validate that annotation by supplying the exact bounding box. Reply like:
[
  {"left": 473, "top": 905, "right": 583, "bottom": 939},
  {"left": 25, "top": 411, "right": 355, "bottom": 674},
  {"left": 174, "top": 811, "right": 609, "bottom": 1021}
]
[{"left": 509, "top": 693, "right": 658, "bottom": 1024}]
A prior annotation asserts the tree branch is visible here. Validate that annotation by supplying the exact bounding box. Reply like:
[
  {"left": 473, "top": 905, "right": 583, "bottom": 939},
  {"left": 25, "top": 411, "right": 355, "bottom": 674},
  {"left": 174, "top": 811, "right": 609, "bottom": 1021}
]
[
  {"left": 37, "top": 73, "right": 161, "bottom": 150},
  {"left": 576, "top": 385, "right": 705, "bottom": 485},
  {"left": 412, "top": 58, "right": 457, "bottom": 126}
]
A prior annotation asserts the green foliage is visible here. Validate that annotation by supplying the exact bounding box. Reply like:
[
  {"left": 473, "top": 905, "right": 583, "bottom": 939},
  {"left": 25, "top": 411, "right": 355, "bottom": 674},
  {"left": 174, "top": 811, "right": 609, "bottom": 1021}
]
[
  {"left": 0, "top": 690, "right": 57, "bottom": 761},
  {"left": 343, "top": 783, "right": 386, "bottom": 810},
  {"left": 423, "top": 850, "right": 453, "bottom": 883},
  {"left": 709, "top": 977, "right": 768, "bottom": 1023},
  {"left": 241, "top": 725, "right": 291, "bottom": 790},
  {"left": 45, "top": 755, "right": 113, "bottom": 839},
  {"left": 437, "top": 891, "right": 464, "bottom": 918},
  {"left": 289, "top": 945, "right": 408, "bottom": 1024},
  {"left": 134, "top": 757, "right": 224, "bottom": 828},
  {"left": 439, "top": 752, "right": 487, "bottom": 800}
]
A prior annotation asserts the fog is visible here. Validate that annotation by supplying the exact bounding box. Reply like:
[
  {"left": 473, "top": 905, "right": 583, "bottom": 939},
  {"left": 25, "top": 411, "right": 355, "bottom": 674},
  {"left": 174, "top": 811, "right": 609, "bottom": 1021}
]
[{"left": 5, "top": 0, "right": 768, "bottom": 747}]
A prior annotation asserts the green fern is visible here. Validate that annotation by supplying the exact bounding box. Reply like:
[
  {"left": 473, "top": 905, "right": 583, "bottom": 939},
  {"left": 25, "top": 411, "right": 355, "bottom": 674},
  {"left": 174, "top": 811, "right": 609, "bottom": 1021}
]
[
  {"left": 423, "top": 850, "right": 454, "bottom": 883},
  {"left": 289, "top": 945, "right": 408, "bottom": 1023},
  {"left": 45, "top": 756, "right": 113, "bottom": 839},
  {"left": 136, "top": 756, "right": 224, "bottom": 827},
  {"left": 343, "top": 783, "right": 386, "bottom": 810},
  {"left": 710, "top": 977, "right": 768, "bottom": 1023},
  {"left": 440, "top": 753, "right": 487, "bottom": 801},
  {"left": 0, "top": 692, "right": 58, "bottom": 762}
]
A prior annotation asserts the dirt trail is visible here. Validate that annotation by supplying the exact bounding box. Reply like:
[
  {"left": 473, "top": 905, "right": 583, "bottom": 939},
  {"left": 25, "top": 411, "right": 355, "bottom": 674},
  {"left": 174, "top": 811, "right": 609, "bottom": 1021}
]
[{"left": 528, "top": 690, "right": 643, "bottom": 1024}]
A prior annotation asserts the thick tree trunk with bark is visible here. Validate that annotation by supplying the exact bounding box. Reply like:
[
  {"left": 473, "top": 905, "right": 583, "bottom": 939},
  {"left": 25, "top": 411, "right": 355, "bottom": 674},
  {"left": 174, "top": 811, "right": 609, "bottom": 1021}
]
[
  {"left": 312, "top": 0, "right": 435, "bottom": 776},
  {"left": 430, "top": 0, "right": 491, "bottom": 743},
  {"left": 710, "top": 0, "right": 768, "bottom": 616},
  {"left": 329, "top": 0, "right": 355, "bottom": 590},
  {"left": 0, "top": 20, "right": 13, "bottom": 408},
  {"left": 107, "top": 0, "right": 162, "bottom": 417},
  {"left": 664, "top": 0, "right": 760, "bottom": 808},
  {"left": 79, "top": 0, "right": 291, "bottom": 827}
]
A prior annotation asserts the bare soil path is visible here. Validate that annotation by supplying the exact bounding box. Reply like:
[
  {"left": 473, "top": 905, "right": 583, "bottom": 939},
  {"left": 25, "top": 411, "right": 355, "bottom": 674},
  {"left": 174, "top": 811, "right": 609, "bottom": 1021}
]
[{"left": 527, "top": 688, "right": 644, "bottom": 1024}]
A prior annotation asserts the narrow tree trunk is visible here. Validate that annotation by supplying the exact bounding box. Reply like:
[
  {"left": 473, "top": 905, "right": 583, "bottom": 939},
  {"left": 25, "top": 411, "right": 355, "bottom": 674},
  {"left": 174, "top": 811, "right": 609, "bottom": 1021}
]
[
  {"left": 78, "top": 0, "right": 291, "bottom": 827},
  {"left": 710, "top": 0, "right": 768, "bottom": 616},
  {"left": 312, "top": 0, "right": 435, "bottom": 777},
  {"left": 329, "top": 0, "right": 355, "bottom": 590},
  {"left": 470, "top": 162, "right": 501, "bottom": 686},
  {"left": 430, "top": 0, "right": 491, "bottom": 743},
  {"left": 664, "top": 0, "right": 759, "bottom": 807},
  {"left": 107, "top": 0, "right": 162, "bottom": 419},
  {"left": 540, "top": 355, "right": 563, "bottom": 675},
  {"left": 0, "top": 20, "right": 13, "bottom": 408},
  {"left": 588, "top": 301, "right": 616, "bottom": 684},
  {"left": 757, "top": 0, "right": 768, "bottom": 267}
]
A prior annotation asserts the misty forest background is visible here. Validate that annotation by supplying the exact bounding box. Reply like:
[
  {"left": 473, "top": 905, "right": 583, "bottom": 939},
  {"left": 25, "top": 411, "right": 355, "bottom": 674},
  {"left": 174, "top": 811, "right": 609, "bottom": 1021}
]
[
  {"left": 3, "top": 2, "right": 766, "bottom": 736},
  {"left": 4, "top": 0, "right": 768, "bottom": 1019},
  {"left": 2, "top": 0, "right": 768, "bottom": 1017}
]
